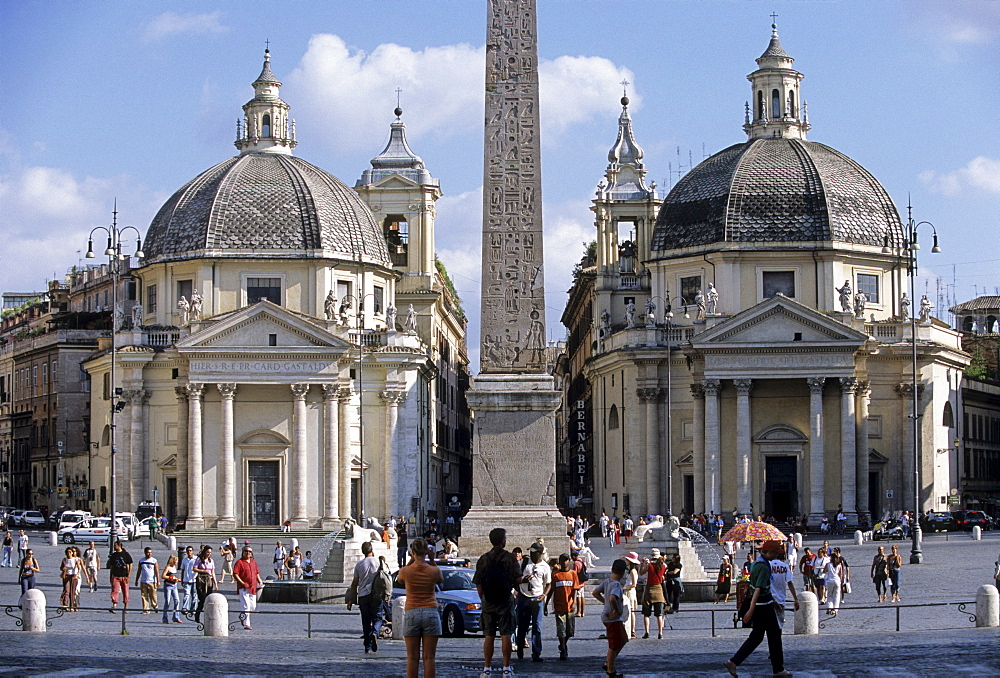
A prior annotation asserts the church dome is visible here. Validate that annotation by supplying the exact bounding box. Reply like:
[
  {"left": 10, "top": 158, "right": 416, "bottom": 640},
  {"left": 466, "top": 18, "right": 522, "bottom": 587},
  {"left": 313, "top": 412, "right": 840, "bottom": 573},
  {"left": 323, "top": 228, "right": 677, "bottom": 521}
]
[
  {"left": 650, "top": 138, "right": 904, "bottom": 252},
  {"left": 143, "top": 153, "right": 391, "bottom": 265}
]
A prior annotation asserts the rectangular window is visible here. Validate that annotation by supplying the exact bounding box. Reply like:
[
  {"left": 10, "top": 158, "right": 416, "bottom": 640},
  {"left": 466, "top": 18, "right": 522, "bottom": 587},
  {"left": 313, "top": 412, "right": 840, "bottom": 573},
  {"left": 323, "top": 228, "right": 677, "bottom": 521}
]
[
  {"left": 146, "top": 285, "right": 158, "bottom": 314},
  {"left": 177, "top": 279, "right": 193, "bottom": 305},
  {"left": 337, "top": 280, "right": 352, "bottom": 307},
  {"left": 41, "top": 364, "right": 47, "bottom": 394},
  {"left": 50, "top": 360, "right": 57, "bottom": 382},
  {"left": 857, "top": 273, "right": 879, "bottom": 303},
  {"left": 125, "top": 280, "right": 137, "bottom": 301},
  {"left": 103, "top": 373, "right": 111, "bottom": 401},
  {"left": 762, "top": 271, "right": 796, "bottom": 298},
  {"left": 374, "top": 285, "right": 384, "bottom": 314},
  {"left": 247, "top": 277, "right": 282, "bottom": 305},
  {"left": 680, "top": 276, "right": 702, "bottom": 305}
]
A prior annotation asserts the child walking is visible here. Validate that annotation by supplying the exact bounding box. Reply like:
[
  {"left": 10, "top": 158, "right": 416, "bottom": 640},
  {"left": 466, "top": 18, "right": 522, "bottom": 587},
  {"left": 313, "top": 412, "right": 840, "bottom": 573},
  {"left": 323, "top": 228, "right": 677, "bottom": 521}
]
[{"left": 594, "top": 558, "right": 629, "bottom": 678}]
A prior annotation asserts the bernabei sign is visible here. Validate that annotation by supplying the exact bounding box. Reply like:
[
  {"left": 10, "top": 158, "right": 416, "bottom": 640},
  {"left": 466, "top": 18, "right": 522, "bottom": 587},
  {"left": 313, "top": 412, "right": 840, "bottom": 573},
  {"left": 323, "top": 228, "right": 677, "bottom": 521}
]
[
  {"left": 189, "top": 359, "right": 335, "bottom": 376},
  {"left": 572, "top": 398, "right": 591, "bottom": 493}
]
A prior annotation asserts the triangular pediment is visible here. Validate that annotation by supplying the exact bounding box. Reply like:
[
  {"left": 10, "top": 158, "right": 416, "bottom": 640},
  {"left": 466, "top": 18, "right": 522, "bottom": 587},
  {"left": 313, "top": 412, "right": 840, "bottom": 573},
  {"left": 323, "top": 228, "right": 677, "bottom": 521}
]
[
  {"left": 176, "top": 301, "right": 352, "bottom": 352},
  {"left": 373, "top": 174, "right": 419, "bottom": 190},
  {"left": 692, "top": 295, "right": 870, "bottom": 347},
  {"left": 157, "top": 454, "right": 177, "bottom": 470}
]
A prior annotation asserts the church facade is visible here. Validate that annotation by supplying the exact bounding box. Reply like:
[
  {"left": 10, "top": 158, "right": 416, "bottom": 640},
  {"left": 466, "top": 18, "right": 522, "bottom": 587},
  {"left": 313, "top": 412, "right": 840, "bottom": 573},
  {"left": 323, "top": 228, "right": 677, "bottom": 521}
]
[
  {"left": 558, "top": 26, "right": 970, "bottom": 526},
  {"left": 83, "top": 51, "right": 470, "bottom": 529}
]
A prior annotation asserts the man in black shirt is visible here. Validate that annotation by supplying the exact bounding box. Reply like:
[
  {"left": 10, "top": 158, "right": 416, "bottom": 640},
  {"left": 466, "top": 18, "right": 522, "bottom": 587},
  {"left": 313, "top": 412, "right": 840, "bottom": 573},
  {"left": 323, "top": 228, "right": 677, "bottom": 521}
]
[
  {"left": 474, "top": 528, "right": 522, "bottom": 677},
  {"left": 108, "top": 541, "right": 133, "bottom": 612}
]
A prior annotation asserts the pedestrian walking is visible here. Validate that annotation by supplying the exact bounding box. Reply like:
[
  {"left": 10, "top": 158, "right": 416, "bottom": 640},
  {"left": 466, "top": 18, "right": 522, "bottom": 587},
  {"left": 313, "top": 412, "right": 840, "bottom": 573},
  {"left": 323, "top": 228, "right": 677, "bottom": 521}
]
[
  {"left": 59, "top": 546, "right": 83, "bottom": 611},
  {"left": 17, "top": 530, "right": 28, "bottom": 563},
  {"left": 798, "top": 547, "right": 815, "bottom": 593},
  {"left": 473, "top": 527, "right": 522, "bottom": 678},
  {"left": 71, "top": 546, "right": 88, "bottom": 604},
  {"left": 593, "top": 558, "right": 629, "bottom": 678},
  {"left": 192, "top": 545, "right": 218, "bottom": 623},
  {"left": 179, "top": 545, "right": 197, "bottom": 611},
  {"left": 218, "top": 543, "right": 235, "bottom": 584},
  {"left": 570, "top": 552, "right": 587, "bottom": 617},
  {"left": 347, "top": 540, "right": 388, "bottom": 654},
  {"left": 136, "top": 546, "right": 160, "bottom": 614},
  {"left": 639, "top": 548, "right": 667, "bottom": 639},
  {"left": 547, "top": 553, "right": 579, "bottom": 661},
  {"left": 768, "top": 547, "right": 798, "bottom": 627},
  {"left": 622, "top": 552, "right": 640, "bottom": 638},
  {"left": 18, "top": 548, "right": 40, "bottom": 595},
  {"left": 824, "top": 552, "right": 845, "bottom": 615},
  {"left": 272, "top": 541, "right": 287, "bottom": 581},
  {"left": 108, "top": 541, "right": 133, "bottom": 612},
  {"left": 724, "top": 540, "right": 791, "bottom": 677},
  {"left": 233, "top": 545, "right": 263, "bottom": 630},
  {"left": 397, "top": 522, "right": 410, "bottom": 569},
  {"left": 665, "top": 554, "right": 683, "bottom": 614},
  {"left": 515, "top": 542, "right": 551, "bottom": 662},
  {"left": 871, "top": 546, "right": 889, "bottom": 601},
  {"left": 812, "top": 547, "right": 831, "bottom": 604},
  {"left": 887, "top": 544, "right": 903, "bottom": 602},
  {"left": 396, "top": 537, "right": 442, "bottom": 678},
  {"left": 161, "top": 554, "right": 182, "bottom": 624},
  {"left": 622, "top": 516, "right": 633, "bottom": 543},
  {"left": 1, "top": 531, "right": 13, "bottom": 567},
  {"left": 83, "top": 541, "right": 100, "bottom": 592},
  {"left": 715, "top": 555, "right": 734, "bottom": 604}
]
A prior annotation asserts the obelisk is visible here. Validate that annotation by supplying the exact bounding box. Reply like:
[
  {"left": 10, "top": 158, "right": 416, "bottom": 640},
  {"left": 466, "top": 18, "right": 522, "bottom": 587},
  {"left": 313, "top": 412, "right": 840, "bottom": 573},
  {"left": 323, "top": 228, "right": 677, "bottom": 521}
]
[{"left": 462, "top": 0, "right": 568, "bottom": 557}]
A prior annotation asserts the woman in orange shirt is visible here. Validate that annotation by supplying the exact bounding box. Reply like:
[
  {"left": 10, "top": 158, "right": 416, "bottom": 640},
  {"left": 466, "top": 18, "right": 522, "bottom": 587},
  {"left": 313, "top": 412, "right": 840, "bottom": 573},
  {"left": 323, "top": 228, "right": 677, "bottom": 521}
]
[{"left": 395, "top": 538, "right": 443, "bottom": 677}]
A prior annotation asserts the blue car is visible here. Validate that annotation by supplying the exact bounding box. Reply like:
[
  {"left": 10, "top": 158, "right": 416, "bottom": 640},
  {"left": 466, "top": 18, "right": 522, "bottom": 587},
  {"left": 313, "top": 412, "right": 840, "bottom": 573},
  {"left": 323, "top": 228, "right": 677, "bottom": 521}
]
[{"left": 392, "top": 565, "right": 482, "bottom": 636}]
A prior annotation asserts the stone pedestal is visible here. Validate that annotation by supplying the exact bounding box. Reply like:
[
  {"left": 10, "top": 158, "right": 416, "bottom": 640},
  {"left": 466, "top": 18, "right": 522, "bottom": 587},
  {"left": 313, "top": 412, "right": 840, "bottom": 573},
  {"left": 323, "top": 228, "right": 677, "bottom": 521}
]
[{"left": 462, "top": 374, "right": 569, "bottom": 558}]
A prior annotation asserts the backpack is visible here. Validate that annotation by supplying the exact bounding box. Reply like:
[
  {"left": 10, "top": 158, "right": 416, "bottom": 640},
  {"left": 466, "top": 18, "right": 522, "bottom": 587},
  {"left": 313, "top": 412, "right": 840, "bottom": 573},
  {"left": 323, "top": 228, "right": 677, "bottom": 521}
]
[
  {"left": 577, "top": 561, "right": 589, "bottom": 584},
  {"left": 371, "top": 558, "right": 393, "bottom": 602},
  {"left": 479, "top": 553, "right": 514, "bottom": 605}
]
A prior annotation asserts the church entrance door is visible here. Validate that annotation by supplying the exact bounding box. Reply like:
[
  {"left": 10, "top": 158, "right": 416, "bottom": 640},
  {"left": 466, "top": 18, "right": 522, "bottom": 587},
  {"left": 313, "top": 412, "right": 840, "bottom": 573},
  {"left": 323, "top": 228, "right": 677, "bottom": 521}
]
[
  {"left": 248, "top": 461, "right": 280, "bottom": 526},
  {"left": 764, "top": 456, "right": 798, "bottom": 522}
]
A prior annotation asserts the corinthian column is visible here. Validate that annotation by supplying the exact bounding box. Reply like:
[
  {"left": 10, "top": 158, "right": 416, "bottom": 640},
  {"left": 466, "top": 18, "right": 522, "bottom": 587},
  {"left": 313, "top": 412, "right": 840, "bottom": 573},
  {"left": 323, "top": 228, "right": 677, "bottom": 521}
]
[
  {"left": 186, "top": 383, "right": 205, "bottom": 530},
  {"left": 217, "top": 383, "right": 237, "bottom": 529},
  {"left": 839, "top": 378, "right": 858, "bottom": 524},
  {"left": 321, "top": 384, "right": 340, "bottom": 528},
  {"left": 380, "top": 391, "right": 405, "bottom": 518},
  {"left": 734, "top": 379, "right": 753, "bottom": 515},
  {"left": 290, "top": 384, "right": 310, "bottom": 527},
  {"left": 856, "top": 381, "right": 871, "bottom": 521},
  {"left": 703, "top": 379, "right": 722, "bottom": 513},
  {"left": 174, "top": 387, "right": 189, "bottom": 521},
  {"left": 637, "top": 387, "right": 660, "bottom": 513},
  {"left": 691, "top": 383, "right": 705, "bottom": 513},
  {"left": 807, "top": 377, "right": 826, "bottom": 522},
  {"left": 338, "top": 387, "right": 353, "bottom": 520}
]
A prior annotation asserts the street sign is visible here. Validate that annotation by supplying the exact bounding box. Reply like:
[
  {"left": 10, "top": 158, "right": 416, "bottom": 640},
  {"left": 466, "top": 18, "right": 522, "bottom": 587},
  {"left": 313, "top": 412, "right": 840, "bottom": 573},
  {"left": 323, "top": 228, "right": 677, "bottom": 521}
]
[
  {"left": 947, "top": 495, "right": 960, "bottom": 505},
  {"left": 886, "top": 490, "right": 894, "bottom": 499}
]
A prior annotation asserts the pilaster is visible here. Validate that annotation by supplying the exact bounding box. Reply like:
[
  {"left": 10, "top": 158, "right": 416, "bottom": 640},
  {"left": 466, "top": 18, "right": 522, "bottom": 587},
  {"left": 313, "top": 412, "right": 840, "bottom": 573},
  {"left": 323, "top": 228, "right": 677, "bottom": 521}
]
[
  {"left": 807, "top": 377, "right": 826, "bottom": 522},
  {"left": 702, "top": 379, "right": 722, "bottom": 513},
  {"left": 216, "top": 383, "right": 237, "bottom": 530},
  {"left": 839, "top": 377, "right": 858, "bottom": 525},
  {"left": 734, "top": 379, "right": 753, "bottom": 515}
]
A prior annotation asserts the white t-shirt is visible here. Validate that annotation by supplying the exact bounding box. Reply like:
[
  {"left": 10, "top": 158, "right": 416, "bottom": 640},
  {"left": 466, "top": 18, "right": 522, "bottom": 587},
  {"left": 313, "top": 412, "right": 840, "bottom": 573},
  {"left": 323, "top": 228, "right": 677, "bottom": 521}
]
[
  {"left": 768, "top": 559, "right": 795, "bottom": 607},
  {"left": 813, "top": 555, "right": 831, "bottom": 578},
  {"left": 83, "top": 548, "right": 99, "bottom": 568},
  {"left": 596, "top": 577, "right": 630, "bottom": 625},
  {"left": 138, "top": 557, "right": 158, "bottom": 584},
  {"left": 519, "top": 559, "right": 551, "bottom": 598}
]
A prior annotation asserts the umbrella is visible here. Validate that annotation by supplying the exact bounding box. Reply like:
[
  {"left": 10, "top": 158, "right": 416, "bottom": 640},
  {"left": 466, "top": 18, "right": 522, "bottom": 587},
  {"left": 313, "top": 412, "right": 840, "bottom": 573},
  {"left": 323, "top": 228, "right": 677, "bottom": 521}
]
[{"left": 721, "top": 521, "right": 786, "bottom": 543}]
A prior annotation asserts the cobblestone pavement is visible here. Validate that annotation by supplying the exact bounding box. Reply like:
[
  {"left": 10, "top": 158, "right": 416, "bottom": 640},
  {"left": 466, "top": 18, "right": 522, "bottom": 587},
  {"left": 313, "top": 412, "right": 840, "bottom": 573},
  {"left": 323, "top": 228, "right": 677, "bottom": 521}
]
[{"left": 0, "top": 529, "right": 996, "bottom": 676}]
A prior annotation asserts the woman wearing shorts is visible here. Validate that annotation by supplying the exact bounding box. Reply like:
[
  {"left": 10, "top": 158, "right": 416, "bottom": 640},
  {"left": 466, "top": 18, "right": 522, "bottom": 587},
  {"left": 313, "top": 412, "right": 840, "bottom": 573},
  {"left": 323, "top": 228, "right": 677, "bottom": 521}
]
[{"left": 395, "top": 538, "right": 443, "bottom": 678}]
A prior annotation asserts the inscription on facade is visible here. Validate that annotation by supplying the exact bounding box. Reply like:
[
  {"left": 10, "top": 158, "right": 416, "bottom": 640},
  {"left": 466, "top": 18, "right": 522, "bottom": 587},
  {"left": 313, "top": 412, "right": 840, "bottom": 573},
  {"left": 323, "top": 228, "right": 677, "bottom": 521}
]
[
  {"left": 480, "top": 0, "right": 547, "bottom": 373},
  {"left": 189, "top": 359, "right": 334, "bottom": 376}
]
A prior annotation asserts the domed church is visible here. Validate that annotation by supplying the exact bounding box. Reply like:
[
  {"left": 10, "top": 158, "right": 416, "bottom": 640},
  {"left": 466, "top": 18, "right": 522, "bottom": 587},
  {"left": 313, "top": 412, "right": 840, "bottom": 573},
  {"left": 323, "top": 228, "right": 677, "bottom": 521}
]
[
  {"left": 84, "top": 51, "right": 470, "bottom": 530},
  {"left": 560, "top": 25, "right": 969, "bottom": 526}
]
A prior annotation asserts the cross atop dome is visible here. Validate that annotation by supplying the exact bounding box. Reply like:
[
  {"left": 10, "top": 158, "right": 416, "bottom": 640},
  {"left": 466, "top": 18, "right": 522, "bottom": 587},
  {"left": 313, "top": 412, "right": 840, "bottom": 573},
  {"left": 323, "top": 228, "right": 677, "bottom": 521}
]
[{"left": 235, "top": 48, "right": 297, "bottom": 155}]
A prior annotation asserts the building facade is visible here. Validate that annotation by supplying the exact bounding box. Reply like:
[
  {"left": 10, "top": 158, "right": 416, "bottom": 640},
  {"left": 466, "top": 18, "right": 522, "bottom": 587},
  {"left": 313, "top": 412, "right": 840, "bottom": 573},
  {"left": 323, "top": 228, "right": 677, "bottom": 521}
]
[{"left": 559, "top": 26, "right": 970, "bottom": 526}]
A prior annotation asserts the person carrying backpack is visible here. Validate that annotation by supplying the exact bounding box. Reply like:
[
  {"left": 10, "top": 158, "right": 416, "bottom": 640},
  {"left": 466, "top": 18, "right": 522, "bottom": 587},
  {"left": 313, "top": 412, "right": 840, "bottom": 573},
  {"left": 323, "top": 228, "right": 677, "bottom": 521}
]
[
  {"left": 346, "top": 541, "right": 388, "bottom": 654},
  {"left": 473, "top": 528, "right": 523, "bottom": 678}
]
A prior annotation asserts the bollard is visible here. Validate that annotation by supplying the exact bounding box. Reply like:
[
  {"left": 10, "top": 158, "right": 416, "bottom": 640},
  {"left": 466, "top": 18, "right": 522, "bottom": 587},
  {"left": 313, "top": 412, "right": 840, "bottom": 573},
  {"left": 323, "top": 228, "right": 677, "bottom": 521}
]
[
  {"left": 291, "top": 538, "right": 299, "bottom": 551},
  {"left": 975, "top": 584, "right": 999, "bottom": 628},
  {"left": 853, "top": 530, "right": 864, "bottom": 545},
  {"left": 203, "top": 592, "right": 229, "bottom": 637},
  {"left": 794, "top": 590, "right": 819, "bottom": 635},
  {"left": 48, "top": 532, "right": 57, "bottom": 546},
  {"left": 167, "top": 536, "right": 177, "bottom": 552},
  {"left": 793, "top": 533, "right": 802, "bottom": 549},
  {"left": 392, "top": 595, "right": 407, "bottom": 640},
  {"left": 972, "top": 526, "right": 982, "bottom": 541},
  {"left": 20, "top": 588, "right": 47, "bottom": 632}
]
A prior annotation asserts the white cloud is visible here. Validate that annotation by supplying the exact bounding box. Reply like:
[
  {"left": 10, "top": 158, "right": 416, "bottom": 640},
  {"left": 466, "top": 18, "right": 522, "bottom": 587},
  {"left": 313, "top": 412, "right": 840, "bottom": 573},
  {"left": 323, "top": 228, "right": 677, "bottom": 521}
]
[
  {"left": 144, "top": 11, "right": 228, "bottom": 42},
  {"left": 920, "top": 156, "right": 1000, "bottom": 196},
  {"left": 289, "top": 35, "right": 635, "bottom": 153}
]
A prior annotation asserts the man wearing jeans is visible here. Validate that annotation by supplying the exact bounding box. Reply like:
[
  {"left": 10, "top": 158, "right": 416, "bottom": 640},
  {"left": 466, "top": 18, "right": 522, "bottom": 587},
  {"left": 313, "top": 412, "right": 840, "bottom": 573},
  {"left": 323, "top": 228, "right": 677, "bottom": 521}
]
[
  {"left": 347, "top": 541, "right": 384, "bottom": 653},
  {"left": 108, "top": 541, "right": 133, "bottom": 612},
  {"left": 515, "top": 543, "right": 551, "bottom": 662},
  {"left": 179, "top": 546, "right": 197, "bottom": 611}
]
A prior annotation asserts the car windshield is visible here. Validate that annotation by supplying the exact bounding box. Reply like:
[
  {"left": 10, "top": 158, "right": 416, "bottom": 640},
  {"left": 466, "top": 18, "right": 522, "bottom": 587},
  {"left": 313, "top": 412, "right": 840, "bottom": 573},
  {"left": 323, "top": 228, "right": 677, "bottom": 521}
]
[{"left": 440, "top": 569, "right": 476, "bottom": 592}]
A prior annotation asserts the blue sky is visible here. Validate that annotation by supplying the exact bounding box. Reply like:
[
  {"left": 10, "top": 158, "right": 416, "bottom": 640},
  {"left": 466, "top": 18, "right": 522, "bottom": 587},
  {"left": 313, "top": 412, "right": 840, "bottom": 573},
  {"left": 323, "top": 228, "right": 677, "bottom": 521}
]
[{"left": 2, "top": 1, "right": 997, "bottom": 370}]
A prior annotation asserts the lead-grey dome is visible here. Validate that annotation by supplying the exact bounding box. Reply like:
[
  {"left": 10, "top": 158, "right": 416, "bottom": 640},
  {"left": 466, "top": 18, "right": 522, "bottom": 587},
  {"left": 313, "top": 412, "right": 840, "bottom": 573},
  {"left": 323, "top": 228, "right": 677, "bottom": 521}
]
[
  {"left": 650, "top": 138, "right": 903, "bottom": 252},
  {"left": 144, "top": 153, "right": 391, "bottom": 265}
]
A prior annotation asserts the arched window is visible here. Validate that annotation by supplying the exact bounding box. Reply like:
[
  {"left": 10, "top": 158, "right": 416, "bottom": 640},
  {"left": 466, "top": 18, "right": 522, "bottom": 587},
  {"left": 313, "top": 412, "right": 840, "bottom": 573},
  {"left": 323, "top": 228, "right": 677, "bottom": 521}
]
[
  {"left": 962, "top": 316, "right": 975, "bottom": 332},
  {"left": 757, "top": 90, "right": 765, "bottom": 119},
  {"left": 608, "top": 404, "right": 620, "bottom": 430},
  {"left": 772, "top": 89, "right": 781, "bottom": 118},
  {"left": 262, "top": 114, "right": 271, "bottom": 138},
  {"left": 987, "top": 315, "right": 999, "bottom": 333},
  {"left": 788, "top": 91, "right": 796, "bottom": 117},
  {"left": 100, "top": 424, "right": 111, "bottom": 447},
  {"left": 943, "top": 401, "right": 954, "bottom": 428}
]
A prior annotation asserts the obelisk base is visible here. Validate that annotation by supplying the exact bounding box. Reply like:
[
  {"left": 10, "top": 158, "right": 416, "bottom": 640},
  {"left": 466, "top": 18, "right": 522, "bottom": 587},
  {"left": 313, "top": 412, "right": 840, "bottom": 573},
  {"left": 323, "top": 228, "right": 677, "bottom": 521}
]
[{"left": 461, "top": 374, "right": 570, "bottom": 559}]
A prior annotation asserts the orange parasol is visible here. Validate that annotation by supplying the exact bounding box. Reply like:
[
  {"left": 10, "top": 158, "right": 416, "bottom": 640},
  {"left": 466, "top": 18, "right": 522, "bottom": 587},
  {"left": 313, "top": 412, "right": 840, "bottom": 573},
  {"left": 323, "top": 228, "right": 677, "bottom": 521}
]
[{"left": 721, "top": 521, "right": 786, "bottom": 542}]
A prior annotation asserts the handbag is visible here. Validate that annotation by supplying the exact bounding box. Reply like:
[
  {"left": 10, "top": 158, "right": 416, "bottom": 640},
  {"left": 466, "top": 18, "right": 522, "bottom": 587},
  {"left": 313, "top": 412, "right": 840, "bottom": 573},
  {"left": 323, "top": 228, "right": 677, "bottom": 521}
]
[
  {"left": 843, "top": 581, "right": 852, "bottom": 595},
  {"left": 737, "top": 593, "right": 753, "bottom": 628}
]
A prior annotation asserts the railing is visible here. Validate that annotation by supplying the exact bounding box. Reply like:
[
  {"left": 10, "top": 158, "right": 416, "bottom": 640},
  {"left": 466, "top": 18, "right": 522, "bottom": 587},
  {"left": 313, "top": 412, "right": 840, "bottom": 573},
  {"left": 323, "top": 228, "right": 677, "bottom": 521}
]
[
  {"left": 144, "top": 329, "right": 180, "bottom": 347},
  {"left": 349, "top": 330, "right": 385, "bottom": 348},
  {"left": 618, "top": 274, "right": 641, "bottom": 290}
]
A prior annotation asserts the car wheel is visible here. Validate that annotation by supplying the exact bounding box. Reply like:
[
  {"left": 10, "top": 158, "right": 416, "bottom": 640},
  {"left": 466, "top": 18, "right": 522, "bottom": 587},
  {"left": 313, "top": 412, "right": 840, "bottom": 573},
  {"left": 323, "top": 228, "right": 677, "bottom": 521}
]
[
  {"left": 62, "top": 534, "right": 74, "bottom": 544},
  {"left": 443, "top": 607, "right": 465, "bottom": 637}
]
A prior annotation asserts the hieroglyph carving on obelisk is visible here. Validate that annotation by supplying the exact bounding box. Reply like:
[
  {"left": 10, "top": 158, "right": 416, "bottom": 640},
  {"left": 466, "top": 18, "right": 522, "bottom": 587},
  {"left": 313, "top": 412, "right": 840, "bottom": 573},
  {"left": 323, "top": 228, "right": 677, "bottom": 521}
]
[{"left": 480, "top": 0, "right": 546, "bottom": 374}]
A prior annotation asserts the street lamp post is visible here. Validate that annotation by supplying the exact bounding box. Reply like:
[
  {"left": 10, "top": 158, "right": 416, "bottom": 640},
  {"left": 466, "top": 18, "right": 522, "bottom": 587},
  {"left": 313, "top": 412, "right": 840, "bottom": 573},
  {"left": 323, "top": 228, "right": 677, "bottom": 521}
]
[
  {"left": 884, "top": 202, "right": 940, "bottom": 565},
  {"left": 85, "top": 207, "right": 144, "bottom": 555}
]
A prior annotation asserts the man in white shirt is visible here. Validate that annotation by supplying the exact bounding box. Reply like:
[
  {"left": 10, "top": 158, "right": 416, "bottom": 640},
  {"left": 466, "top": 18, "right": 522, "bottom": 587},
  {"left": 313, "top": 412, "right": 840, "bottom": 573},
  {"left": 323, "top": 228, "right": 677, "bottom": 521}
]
[
  {"left": 516, "top": 542, "right": 552, "bottom": 662},
  {"left": 134, "top": 546, "right": 160, "bottom": 614},
  {"left": 769, "top": 548, "right": 799, "bottom": 627},
  {"left": 273, "top": 541, "right": 287, "bottom": 581},
  {"left": 83, "top": 541, "right": 101, "bottom": 592}
]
